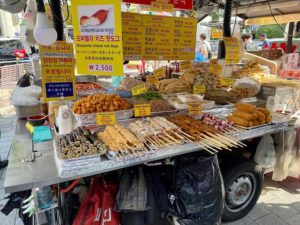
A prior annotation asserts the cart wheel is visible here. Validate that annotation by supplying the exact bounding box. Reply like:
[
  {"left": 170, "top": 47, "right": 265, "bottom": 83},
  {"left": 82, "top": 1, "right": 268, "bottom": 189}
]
[{"left": 221, "top": 160, "right": 263, "bottom": 222}]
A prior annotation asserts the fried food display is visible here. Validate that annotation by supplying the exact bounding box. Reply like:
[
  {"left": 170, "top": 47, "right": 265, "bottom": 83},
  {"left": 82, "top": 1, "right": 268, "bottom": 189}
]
[
  {"left": 157, "top": 79, "right": 192, "bottom": 94},
  {"left": 72, "top": 94, "right": 132, "bottom": 114},
  {"left": 227, "top": 103, "right": 271, "bottom": 127}
]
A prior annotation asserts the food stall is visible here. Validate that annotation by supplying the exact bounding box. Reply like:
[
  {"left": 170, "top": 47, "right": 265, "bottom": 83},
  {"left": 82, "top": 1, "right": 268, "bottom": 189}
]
[{"left": 1, "top": 0, "right": 300, "bottom": 225}]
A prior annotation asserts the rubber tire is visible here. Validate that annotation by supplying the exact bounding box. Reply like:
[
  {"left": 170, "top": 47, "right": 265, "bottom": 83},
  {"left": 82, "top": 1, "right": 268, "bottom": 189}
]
[{"left": 221, "top": 160, "right": 263, "bottom": 222}]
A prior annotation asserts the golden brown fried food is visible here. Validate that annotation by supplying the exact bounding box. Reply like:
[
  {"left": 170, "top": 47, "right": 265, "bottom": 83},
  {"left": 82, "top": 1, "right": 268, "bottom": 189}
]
[
  {"left": 235, "top": 103, "right": 256, "bottom": 113},
  {"left": 227, "top": 115, "right": 249, "bottom": 127},
  {"left": 232, "top": 110, "right": 254, "bottom": 121}
]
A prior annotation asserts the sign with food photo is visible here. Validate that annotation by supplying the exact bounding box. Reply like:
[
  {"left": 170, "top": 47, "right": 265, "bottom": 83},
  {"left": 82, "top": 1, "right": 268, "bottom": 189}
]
[{"left": 71, "top": 0, "right": 123, "bottom": 76}]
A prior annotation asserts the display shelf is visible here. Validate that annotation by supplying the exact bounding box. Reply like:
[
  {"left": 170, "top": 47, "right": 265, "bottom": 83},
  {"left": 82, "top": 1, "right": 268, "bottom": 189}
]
[{"left": 4, "top": 120, "right": 290, "bottom": 193}]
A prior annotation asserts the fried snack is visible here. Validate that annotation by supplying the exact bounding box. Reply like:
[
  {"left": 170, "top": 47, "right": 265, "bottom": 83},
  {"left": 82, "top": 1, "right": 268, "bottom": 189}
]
[
  {"left": 235, "top": 103, "right": 256, "bottom": 113},
  {"left": 266, "top": 115, "right": 272, "bottom": 123},
  {"left": 252, "top": 112, "right": 258, "bottom": 120},
  {"left": 256, "top": 111, "right": 266, "bottom": 121},
  {"left": 227, "top": 115, "right": 249, "bottom": 127},
  {"left": 232, "top": 110, "right": 254, "bottom": 121},
  {"left": 249, "top": 121, "right": 254, "bottom": 127},
  {"left": 257, "top": 108, "right": 270, "bottom": 117},
  {"left": 253, "top": 120, "right": 259, "bottom": 126},
  {"left": 72, "top": 93, "right": 131, "bottom": 114}
]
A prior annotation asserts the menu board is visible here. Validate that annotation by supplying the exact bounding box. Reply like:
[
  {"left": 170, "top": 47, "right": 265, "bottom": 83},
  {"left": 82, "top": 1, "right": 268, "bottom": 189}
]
[
  {"left": 71, "top": 0, "right": 123, "bottom": 76},
  {"left": 224, "top": 37, "right": 241, "bottom": 64},
  {"left": 40, "top": 42, "right": 76, "bottom": 102},
  {"left": 122, "top": 12, "right": 197, "bottom": 60}
]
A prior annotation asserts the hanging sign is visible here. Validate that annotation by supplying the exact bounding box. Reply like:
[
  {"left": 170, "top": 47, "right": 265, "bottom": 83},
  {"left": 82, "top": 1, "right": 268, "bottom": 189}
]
[
  {"left": 179, "top": 60, "right": 192, "bottom": 71},
  {"left": 193, "top": 84, "right": 206, "bottom": 94},
  {"left": 188, "top": 103, "right": 202, "bottom": 115},
  {"left": 122, "top": 0, "right": 193, "bottom": 10},
  {"left": 40, "top": 42, "right": 76, "bottom": 102},
  {"left": 131, "top": 83, "right": 147, "bottom": 96},
  {"left": 211, "top": 28, "right": 223, "bottom": 39},
  {"left": 224, "top": 37, "right": 241, "bottom": 64},
  {"left": 287, "top": 53, "right": 299, "bottom": 69},
  {"left": 97, "top": 112, "right": 116, "bottom": 126},
  {"left": 71, "top": 0, "right": 123, "bottom": 75},
  {"left": 122, "top": 12, "right": 197, "bottom": 60},
  {"left": 134, "top": 104, "right": 151, "bottom": 117},
  {"left": 245, "top": 13, "right": 300, "bottom": 26},
  {"left": 154, "top": 67, "right": 165, "bottom": 79}
]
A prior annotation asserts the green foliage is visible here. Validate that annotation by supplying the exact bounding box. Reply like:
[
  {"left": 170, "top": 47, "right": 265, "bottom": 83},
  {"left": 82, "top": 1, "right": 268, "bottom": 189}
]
[{"left": 248, "top": 24, "right": 286, "bottom": 39}]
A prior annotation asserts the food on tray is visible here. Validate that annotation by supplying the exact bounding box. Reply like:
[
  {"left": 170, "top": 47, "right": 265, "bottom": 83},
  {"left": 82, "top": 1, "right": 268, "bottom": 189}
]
[
  {"left": 201, "top": 113, "right": 235, "bottom": 133},
  {"left": 80, "top": 9, "right": 109, "bottom": 27},
  {"left": 233, "top": 77, "right": 261, "bottom": 97},
  {"left": 132, "top": 98, "right": 175, "bottom": 112},
  {"left": 98, "top": 124, "right": 145, "bottom": 156},
  {"left": 58, "top": 127, "right": 107, "bottom": 159},
  {"left": 204, "top": 90, "right": 239, "bottom": 104},
  {"left": 180, "top": 67, "right": 220, "bottom": 90},
  {"left": 227, "top": 103, "right": 271, "bottom": 127},
  {"left": 157, "top": 79, "right": 192, "bottom": 94},
  {"left": 72, "top": 94, "right": 131, "bottom": 114},
  {"left": 168, "top": 115, "right": 242, "bottom": 152},
  {"left": 133, "top": 91, "right": 162, "bottom": 101},
  {"left": 128, "top": 117, "right": 191, "bottom": 148},
  {"left": 232, "top": 62, "right": 264, "bottom": 77},
  {"left": 117, "top": 77, "right": 145, "bottom": 91},
  {"left": 76, "top": 82, "right": 103, "bottom": 91},
  {"left": 176, "top": 93, "right": 203, "bottom": 103}
]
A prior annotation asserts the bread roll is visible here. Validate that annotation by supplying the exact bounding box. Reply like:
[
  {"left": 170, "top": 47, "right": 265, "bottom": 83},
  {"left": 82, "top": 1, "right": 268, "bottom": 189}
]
[
  {"left": 257, "top": 108, "right": 270, "bottom": 117},
  {"left": 235, "top": 103, "right": 256, "bottom": 113}
]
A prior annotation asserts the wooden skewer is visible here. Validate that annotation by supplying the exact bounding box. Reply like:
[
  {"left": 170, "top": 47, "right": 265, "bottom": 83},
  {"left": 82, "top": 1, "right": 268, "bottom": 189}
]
[
  {"left": 200, "top": 134, "right": 232, "bottom": 151},
  {"left": 205, "top": 132, "right": 237, "bottom": 148},
  {"left": 199, "top": 141, "right": 219, "bottom": 153},
  {"left": 195, "top": 135, "right": 223, "bottom": 150}
]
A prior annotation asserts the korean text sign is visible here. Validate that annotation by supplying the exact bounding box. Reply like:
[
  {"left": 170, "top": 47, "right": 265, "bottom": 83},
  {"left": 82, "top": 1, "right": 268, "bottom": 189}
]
[
  {"left": 122, "top": 12, "right": 197, "bottom": 60},
  {"left": 123, "top": 0, "right": 193, "bottom": 10},
  {"left": 40, "top": 42, "right": 76, "bottom": 101},
  {"left": 224, "top": 37, "right": 241, "bottom": 64},
  {"left": 71, "top": 0, "right": 123, "bottom": 76}
]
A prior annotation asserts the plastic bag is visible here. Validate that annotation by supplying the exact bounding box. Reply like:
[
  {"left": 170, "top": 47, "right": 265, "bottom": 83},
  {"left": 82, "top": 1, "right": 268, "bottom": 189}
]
[
  {"left": 234, "top": 77, "right": 261, "bottom": 97},
  {"left": 272, "top": 129, "right": 298, "bottom": 181},
  {"left": 254, "top": 135, "right": 276, "bottom": 167},
  {"left": 73, "top": 178, "right": 120, "bottom": 225},
  {"left": 17, "top": 73, "right": 34, "bottom": 87},
  {"left": 171, "top": 153, "right": 224, "bottom": 225},
  {"left": 11, "top": 85, "right": 42, "bottom": 106}
]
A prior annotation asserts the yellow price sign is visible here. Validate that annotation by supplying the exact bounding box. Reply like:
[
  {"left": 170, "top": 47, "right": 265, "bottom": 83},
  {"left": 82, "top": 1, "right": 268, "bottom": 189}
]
[
  {"left": 211, "top": 28, "right": 223, "bottom": 39},
  {"left": 131, "top": 83, "right": 147, "bottom": 96},
  {"left": 134, "top": 104, "right": 151, "bottom": 117},
  {"left": 209, "top": 63, "right": 222, "bottom": 75},
  {"left": 221, "top": 78, "right": 235, "bottom": 87},
  {"left": 193, "top": 84, "right": 206, "bottom": 94},
  {"left": 154, "top": 67, "right": 165, "bottom": 80},
  {"left": 146, "top": 76, "right": 159, "bottom": 85},
  {"left": 224, "top": 37, "right": 241, "bottom": 64},
  {"left": 180, "top": 60, "right": 192, "bottom": 71},
  {"left": 188, "top": 103, "right": 202, "bottom": 115},
  {"left": 97, "top": 112, "right": 116, "bottom": 126},
  {"left": 151, "top": 1, "right": 174, "bottom": 12}
]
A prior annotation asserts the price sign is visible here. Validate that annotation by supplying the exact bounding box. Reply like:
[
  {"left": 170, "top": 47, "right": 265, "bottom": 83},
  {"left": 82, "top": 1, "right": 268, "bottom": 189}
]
[
  {"left": 211, "top": 28, "right": 223, "bottom": 39},
  {"left": 193, "top": 84, "right": 206, "bottom": 94},
  {"left": 97, "top": 112, "right": 116, "bottom": 126},
  {"left": 180, "top": 60, "right": 192, "bottom": 71},
  {"left": 131, "top": 83, "right": 147, "bottom": 96},
  {"left": 134, "top": 104, "right": 151, "bottom": 117},
  {"left": 146, "top": 75, "right": 159, "bottom": 85},
  {"left": 188, "top": 103, "right": 202, "bottom": 115},
  {"left": 209, "top": 63, "right": 222, "bottom": 75},
  {"left": 221, "top": 78, "right": 235, "bottom": 87},
  {"left": 224, "top": 37, "right": 241, "bottom": 64},
  {"left": 151, "top": 0, "right": 174, "bottom": 12},
  {"left": 154, "top": 67, "right": 165, "bottom": 80}
]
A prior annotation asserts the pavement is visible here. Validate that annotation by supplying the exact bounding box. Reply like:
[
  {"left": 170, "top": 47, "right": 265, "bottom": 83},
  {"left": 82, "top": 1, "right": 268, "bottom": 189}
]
[{"left": 0, "top": 115, "right": 299, "bottom": 225}]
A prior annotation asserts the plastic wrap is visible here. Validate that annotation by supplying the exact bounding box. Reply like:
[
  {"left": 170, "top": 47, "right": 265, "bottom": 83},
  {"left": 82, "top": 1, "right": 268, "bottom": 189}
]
[
  {"left": 171, "top": 153, "right": 224, "bottom": 225},
  {"left": 11, "top": 86, "right": 42, "bottom": 106}
]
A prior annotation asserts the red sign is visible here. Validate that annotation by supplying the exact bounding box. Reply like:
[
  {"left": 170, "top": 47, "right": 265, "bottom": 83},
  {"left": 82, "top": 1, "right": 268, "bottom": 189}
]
[{"left": 123, "top": 0, "right": 193, "bottom": 10}]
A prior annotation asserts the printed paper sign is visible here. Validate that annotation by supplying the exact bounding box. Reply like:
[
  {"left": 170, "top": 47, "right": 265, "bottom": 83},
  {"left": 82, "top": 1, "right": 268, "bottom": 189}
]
[
  {"left": 40, "top": 42, "right": 76, "bottom": 102},
  {"left": 221, "top": 78, "right": 235, "bottom": 87},
  {"left": 123, "top": 0, "right": 193, "bottom": 10},
  {"left": 97, "top": 112, "right": 116, "bottom": 125},
  {"left": 188, "top": 103, "right": 202, "bottom": 115},
  {"left": 211, "top": 28, "right": 223, "bottom": 39},
  {"left": 146, "top": 75, "right": 159, "bottom": 85},
  {"left": 71, "top": 0, "right": 123, "bottom": 75},
  {"left": 131, "top": 83, "right": 147, "bottom": 96},
  {"left": 134, "top": 104, "right": 151, "bottom": 117},
  {"left": 193, "top": 84, "right": 206, "bottom": 94},
  {"left": 180, "top": 61, "right": 192, "bottom": 71},
  {"left": 287, "top": 53, "right": 299, "bottom": 69},
  {"left": 154, "top": 67, "right": 165, "bottom": 79},
  {"left": 209, "top": 63, "right": 222, "bottom": 76},
  {"left": 224, "top": 37, "right": 241, "bottom": 64}
]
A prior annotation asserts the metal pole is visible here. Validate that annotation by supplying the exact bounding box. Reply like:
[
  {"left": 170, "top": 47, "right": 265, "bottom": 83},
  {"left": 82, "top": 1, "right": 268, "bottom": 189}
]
[{"left": 287, "top": 22, "right": 295, "bottom": 54}]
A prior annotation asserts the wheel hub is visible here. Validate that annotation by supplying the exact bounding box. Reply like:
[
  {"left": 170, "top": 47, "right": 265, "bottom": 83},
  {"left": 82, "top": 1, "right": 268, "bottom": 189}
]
[{"left": 227, "top": 176, "right": 253, "bottom": 208}]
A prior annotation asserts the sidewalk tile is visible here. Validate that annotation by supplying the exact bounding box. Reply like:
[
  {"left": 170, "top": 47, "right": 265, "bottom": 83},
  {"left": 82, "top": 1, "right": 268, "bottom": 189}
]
[
  {"left": 255, "top": 214, "right": 288, "bottom": 225},
  {"left": 286, "top": 214, "right": 300, "bottom": 225},
  {"left": 264, "top": 197, "right": 298, "bottom": 220},
  {"left": 0, "top": 208, "right": 17, "bottom": 225},
  {"left": 248, "top": 203, "right": 271, "bottom": 220},
  {"left": 223, "top": 216, "right": 257, "bottom": 225}
]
